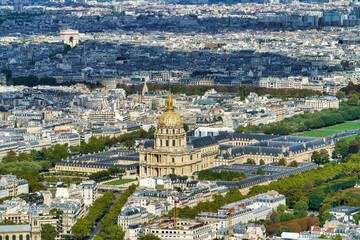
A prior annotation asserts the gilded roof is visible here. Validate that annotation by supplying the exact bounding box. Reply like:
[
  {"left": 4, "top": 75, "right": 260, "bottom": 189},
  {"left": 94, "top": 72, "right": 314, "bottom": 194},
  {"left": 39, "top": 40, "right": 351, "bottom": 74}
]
[{"left": 158, "top": 91, "right": 182, "bottom": 127}]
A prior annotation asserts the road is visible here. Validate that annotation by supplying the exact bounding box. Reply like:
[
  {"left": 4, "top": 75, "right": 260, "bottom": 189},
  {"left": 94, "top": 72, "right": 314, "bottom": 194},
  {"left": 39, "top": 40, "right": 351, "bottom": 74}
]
[{"left": 89, "top": 192, "right": 122, "bottom": 240}]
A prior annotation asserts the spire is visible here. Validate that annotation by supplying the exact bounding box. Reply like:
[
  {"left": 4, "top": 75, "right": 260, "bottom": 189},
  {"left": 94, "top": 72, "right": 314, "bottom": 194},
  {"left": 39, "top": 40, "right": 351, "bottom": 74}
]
[
  {"left": 142, "top": 79, "right": 148, "bottom": 96},
  {"left": 166, "top": 88, "right": 174, "bottom": 111}
]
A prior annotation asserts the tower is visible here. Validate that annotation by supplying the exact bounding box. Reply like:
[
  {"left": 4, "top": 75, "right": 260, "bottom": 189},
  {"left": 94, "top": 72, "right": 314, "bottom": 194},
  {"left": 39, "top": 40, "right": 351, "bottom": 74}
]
[{"left": 142, "top": 79, "right": 148, "bottom": 96}]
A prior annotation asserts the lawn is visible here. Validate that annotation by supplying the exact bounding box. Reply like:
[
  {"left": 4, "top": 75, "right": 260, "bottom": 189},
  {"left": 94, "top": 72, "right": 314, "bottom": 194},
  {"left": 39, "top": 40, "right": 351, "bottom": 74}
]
[
  {"left": 322, "top": 122, "right": 360, "bottom": 131},
  {"left": 296, "top": 130, "right": 341, "bottom": 137},
  {"left": 341, "top": 135, "right": 357, "bottom": 142},
  {"left": 104, "top": 179, "right": 136, "bottom": 185}
]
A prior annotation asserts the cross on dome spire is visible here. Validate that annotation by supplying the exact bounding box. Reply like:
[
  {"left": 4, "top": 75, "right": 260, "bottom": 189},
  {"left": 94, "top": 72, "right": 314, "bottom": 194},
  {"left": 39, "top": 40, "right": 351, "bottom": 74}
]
[{"left": 166, "top": 88, "right": 174, "bottom": 111}]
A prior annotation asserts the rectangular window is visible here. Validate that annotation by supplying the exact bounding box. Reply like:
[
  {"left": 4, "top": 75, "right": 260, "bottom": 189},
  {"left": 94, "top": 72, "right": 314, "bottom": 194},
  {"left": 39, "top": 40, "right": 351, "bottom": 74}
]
[
  {"left": 172, "top": 158, "right": 175, "bottom": 163},
  {"left": 173, "top": 140, "right": 176, "bottom": 146},
  {"left": 166, "top": 140, "right": 169, "bottom": 146}
]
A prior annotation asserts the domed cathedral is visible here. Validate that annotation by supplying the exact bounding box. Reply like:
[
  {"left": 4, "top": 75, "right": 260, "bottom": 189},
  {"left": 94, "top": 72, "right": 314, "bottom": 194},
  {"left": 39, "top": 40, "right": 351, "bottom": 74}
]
[{"left": 139, "top": 92, "right": 220, "bottom": 178}]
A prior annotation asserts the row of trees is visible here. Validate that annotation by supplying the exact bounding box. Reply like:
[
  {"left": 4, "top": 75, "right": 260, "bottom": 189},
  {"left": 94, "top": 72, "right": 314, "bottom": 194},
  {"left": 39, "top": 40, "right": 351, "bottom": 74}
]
[
  {"left": 172, "top": 161, "right": 360, "bottom": 225},
  {"left": 0, "top": 144, "right": 69, "bottom": 192},
  {"left": 71, "top": 130, "right": 141, "bottom": 155},
  {"left": 267, "top": 216, "right": 319, "bottom": 236},
  {"left": 334, "top": 134, "right": 360, "bottom": 160},
  {"left": 71, "top": 191, "right": 115, "bottom": 239},
  {"left": 89, "top": 167, "right": 125, "bottom": 182},
  {"left": 236, "top": 106, "right": 360, "bottom": 135},
  {"left": 98, "top": 184, "right": 137, "bottom": 240},
  {"left": 168, "top": 188, "right": 244, "bottom": 219},
  {"left": 197, "top": 169, "right": 247, "bottom": 181},
  {"left": 311, "top": 150, "right": 330, "bottom": 165}
]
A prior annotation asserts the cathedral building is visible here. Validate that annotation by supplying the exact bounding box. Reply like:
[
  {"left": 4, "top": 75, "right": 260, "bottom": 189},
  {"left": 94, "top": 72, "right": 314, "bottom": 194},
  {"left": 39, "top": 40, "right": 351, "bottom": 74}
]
[{"left": 139, "top": 93, "right": 219, "bottom": 178}]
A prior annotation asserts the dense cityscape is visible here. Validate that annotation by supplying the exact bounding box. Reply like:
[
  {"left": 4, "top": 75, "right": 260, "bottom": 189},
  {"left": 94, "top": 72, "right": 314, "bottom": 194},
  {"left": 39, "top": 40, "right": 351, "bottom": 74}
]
[{"left": 2, "top": 0, "right": 360, "bottom": 239}]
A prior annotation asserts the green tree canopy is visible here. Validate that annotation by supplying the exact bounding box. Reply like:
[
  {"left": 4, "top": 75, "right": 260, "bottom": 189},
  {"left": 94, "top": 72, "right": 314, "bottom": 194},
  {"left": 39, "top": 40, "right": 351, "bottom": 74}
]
[
  {"left": 293, "top": 201, "right": 308, "bottom": 218},
  {"left": 71, "top": 218, "right": 91, "bottom": 239},
  {"left": 246, "top": 158, "right": 256, "bottom": 165},
  {"left": 277, "top": 226, "right": 290, "bottom": 236},
  {"left": 257, "top": 168, "right": 264, "bottom": 175},
  {"left": 139, "top": 234, "right": 161, "bottom": 240},
  {"left": 183, "top": 123, "right": 189, "bottom": 132},
  {"left": 41, "top": 224, "right": 57, "bottom": 240},
  {"left": 348, "top": 93, "right": 359, "bottom": 105},
  {"left": 335, "top": 91, "right": 346, "bottom": 99},
  {"left": 308, "top": 193, "right": 325, "bottom": 211},
  {"left": 334, "top": 139, "right": 349, "bottom": 159}
]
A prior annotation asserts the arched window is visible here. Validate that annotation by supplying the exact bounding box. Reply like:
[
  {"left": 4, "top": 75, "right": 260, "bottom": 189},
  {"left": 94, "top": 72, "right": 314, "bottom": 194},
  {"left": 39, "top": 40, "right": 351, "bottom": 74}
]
[
  {"left": 0, "top": 236, "right": 3, "bottom": 240},
  {"left": 5, "top": 236, "right": 9, "bottom": 240},
  {"left": 19, "top": 236, "right": 23, "bottom": 240},
  {"left": 12, "top": 235, "right": 16, "bottom": 240},
  {"left": 26, "top": 235, "right": 30, "bottom": 240}
]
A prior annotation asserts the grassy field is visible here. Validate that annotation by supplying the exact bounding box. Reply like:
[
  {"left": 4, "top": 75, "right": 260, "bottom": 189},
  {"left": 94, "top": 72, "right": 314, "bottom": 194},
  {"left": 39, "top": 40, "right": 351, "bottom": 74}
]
[
  {"left": 104, "top": 179, "right": 136, "bottom": 185},
  {"left": 322, "top": 122, "right": 360, "bottom": 131},
  {"left": 296, "top": 130, "right": 341, "bottom": 137},
  {"left": 341, "top": 135, "right": 357, "bottom": 142}
]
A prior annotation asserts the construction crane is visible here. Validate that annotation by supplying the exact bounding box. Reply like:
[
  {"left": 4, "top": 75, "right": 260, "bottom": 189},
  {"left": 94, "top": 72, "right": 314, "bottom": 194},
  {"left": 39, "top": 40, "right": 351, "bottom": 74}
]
[
  {"left": 173, "top": 199, "right": 177, "bottom": 229},
  {"left": 172, "top": 196, "right": 183, "bottom": 230},
  {"left": 227, "top": 208, "right": 235, "bottom": 238}
]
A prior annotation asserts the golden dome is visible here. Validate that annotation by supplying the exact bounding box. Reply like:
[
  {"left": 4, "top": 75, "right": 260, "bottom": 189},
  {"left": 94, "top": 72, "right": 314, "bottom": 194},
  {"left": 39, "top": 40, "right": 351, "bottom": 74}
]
[{"left": 158, "top": 91, "right": 182, "bottom": 127}]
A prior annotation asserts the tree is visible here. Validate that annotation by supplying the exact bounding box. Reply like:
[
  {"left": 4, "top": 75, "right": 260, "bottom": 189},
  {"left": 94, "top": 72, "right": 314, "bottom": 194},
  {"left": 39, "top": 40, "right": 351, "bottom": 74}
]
[
  {"left": 140, "top": 129, "right": 148, "bottom": 138},
  {"left": 257, "top": 168, "right": 264, "bottom": 175},
  {"left": 139, "top": 234, "right": 161, "bottom": 240},
  {"left": 277, "top": 204, "right": 288, "bottom": 213},
  {"left": 319, "top": 149, "right": 330, "bottom": 164},
  {"left": 278, "top": 158, "right": 287, "bottom": 166},
  {"left": 311, "top": 151, "right": 321, "bottom": 163},
  {"left": 335, "top": 91, "right": 346, "bottom": 99},
  {"left": 348, "top": 93, "right": 359, "bottom": 105},
  {"left": 334, "top": 139, "right": 349, "bottom": 159},
  {"left": 289, "top": 160, "right": 298, "bottom": 167},
  {"left": 124, "top": 139, "right": 135, "bottom": 149},
  {"left": 41, "top": 224, "right": 57, "bottom": 240},
  {"left": 107, "top": 225, "right": 125, "bottom": 240},
  {"left": 71, "top": 218, "right": 91, "bottom": 239},
  {"left": 2, "top": 150, "right": 17, "bottom": 163},
  {"left": 356, "top": 133, "right": 360, "bottom": 141},
  {"left": 183, "top": 123, "right": 189, "bottom": 132},
  {"left": 293, "top": 201, "right": 308, "bottom": 218},
  {"left": 276, "top": 226, "right": 290, "bottom": 236},
  {"left": 348, "top": 139, "right": 360, "bottom": 154},
  {"left": 148, "top": 126, "right": 156, "bottom": 139},
  {"left": 260, "top": 159, "right": 265, "bottom": 165},
  {"left": 269, "top": 210, "right": 280, "bottom": 223},
  {"left": 332, "top": 234, "right": 342, "bottom": 240},
  {"left": 39, "top": 77, "right": 57, "bottom": 86},
  {"left": 246, "top": 158, "right": 256, "bottom": 165},
  {"left": 319, "top": 211, "right": 334, "bottom": 226},
  {"left": 308, "top": 193, "right": 325, "bottom": 211}
]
